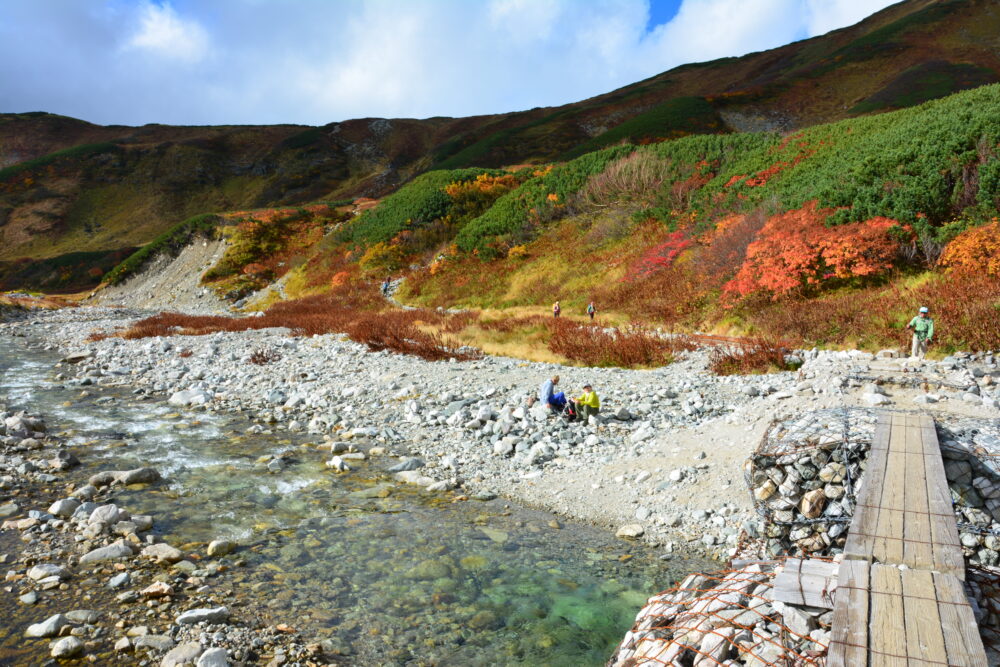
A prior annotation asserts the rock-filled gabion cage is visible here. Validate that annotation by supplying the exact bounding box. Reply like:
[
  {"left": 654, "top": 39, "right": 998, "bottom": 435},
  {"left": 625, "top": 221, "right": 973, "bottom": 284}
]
[
  {"left": 608, "top": 561, "right": 829, "bottom": 667},
  {"left": 938, "top": 419, "right": 1000, "bottom": 566},
  {"left": 745, "top": 409, "right": 879, "bottom": 558}
]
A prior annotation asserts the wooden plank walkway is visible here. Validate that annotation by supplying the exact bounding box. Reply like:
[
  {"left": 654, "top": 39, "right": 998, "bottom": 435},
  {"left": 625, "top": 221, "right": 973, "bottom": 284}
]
[
  {"left": 829, "top": 412, "right": 988, "bottom": 666},
  {"left": 843, "top": 413, "right": 964, "bottom": 578}
]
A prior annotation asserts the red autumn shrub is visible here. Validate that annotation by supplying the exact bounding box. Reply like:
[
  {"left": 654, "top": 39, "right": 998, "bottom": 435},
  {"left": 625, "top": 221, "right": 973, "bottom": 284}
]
[{"left": 724, "top": 201, "right": 906, "bottom": 299}]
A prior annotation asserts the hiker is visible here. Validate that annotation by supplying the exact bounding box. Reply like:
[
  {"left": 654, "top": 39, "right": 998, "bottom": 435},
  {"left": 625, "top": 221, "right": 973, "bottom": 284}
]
[
  {"left": 906, "top": 306, "right": 934, "bottom": 359},
  {"left": 572, "top": 384, "right": 601, "bottom": 422},
  {"left": 539, "top": 375, "right": 567, "bottom": 413},
  {"left": 586, "top": 301, "right": 596, "bottom": 321},
  {"left": 381, "top": 276, "right": 391, "bottom": 297},
  {"left": 552, "top": 301, "right": 561, "bottom": 318}
]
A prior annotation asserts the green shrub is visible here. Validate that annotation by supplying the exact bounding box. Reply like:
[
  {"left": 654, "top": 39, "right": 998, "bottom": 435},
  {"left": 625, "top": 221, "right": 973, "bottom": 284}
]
[
  {"left": 345, "top": 168, "right": 503, "bottom": 247},
  {"left": 104, "top": 213, "right": 221, "bottom": 285},
  {"left": 692, "top": 84, "right": 1000, "bottom": 230},
  {"left": 0, "top": 142, "right": 119, "bottom": 182},
  {"left": 455, "top": 146, "right": 634, "bottom": 256}
]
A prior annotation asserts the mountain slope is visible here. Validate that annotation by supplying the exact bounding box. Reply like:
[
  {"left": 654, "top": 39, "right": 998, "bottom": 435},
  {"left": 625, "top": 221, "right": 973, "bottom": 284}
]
[{"left": 2, "top": 0, "right": 999, "bottom": 291}]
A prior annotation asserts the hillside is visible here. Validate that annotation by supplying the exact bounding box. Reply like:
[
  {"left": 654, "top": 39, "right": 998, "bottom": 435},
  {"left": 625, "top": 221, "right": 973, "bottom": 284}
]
[
  {"left": 2, "top": 0, "right": 1000, "bottom": 291},
  {"left": 85, "top": 82, "right": 1000, "bottom": 368}
]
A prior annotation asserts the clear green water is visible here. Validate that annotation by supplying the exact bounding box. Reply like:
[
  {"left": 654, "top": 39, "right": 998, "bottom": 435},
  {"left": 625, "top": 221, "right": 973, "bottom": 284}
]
[{"left": 0, "top": 337, "right": 713, "bottom": 665}]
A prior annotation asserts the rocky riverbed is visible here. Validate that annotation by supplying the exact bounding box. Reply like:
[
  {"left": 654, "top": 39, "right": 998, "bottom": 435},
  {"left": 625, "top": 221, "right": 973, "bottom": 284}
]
[
  {"left": 4, "top": 306, "right": 1000, "bottom": 665},
  {"left": 0, "top": 309, "right": 721, "bottom": 666}
]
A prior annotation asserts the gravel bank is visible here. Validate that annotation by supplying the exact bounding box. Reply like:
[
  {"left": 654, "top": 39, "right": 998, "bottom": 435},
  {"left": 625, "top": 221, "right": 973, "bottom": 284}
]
[{"left": 7, "top": 306, "right": 1000, "bottom": 565}]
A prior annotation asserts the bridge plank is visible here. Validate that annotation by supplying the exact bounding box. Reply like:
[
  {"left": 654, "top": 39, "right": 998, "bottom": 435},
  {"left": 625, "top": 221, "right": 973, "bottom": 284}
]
[
  {"left": 844, "top": 415, "right": 891, "bottom": 562},
  {"left": 902, "top": 416, "right": 934, "bottom": 571},
  {"left": 870, "top": 564, "right": 907, "bottom": 667},
  {"left": 901, "top": 568, "right": 948, "bottom": 664},
  {"left": 934, "top": 572, "right": 988, "bottom": 667},
  {"left": 828, "top": 559, "right": 869, "bottom": 667},
  {"left": 872, "top": 415, "right": 907, "bottom": 565}
]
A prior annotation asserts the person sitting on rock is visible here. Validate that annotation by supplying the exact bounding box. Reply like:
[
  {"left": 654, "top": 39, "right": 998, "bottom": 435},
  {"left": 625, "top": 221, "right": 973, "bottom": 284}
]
[
  {"left": 539, "top": 375, "right": 566, "bottom": 413},
  {"left": 572, "top": 384, "right": 600, "bottom": 422}
]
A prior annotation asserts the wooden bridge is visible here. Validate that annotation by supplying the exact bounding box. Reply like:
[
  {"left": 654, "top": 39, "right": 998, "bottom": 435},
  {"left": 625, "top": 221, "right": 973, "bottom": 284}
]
[{"left": 828, "top": 413, "right": 988, "bottom": 666}]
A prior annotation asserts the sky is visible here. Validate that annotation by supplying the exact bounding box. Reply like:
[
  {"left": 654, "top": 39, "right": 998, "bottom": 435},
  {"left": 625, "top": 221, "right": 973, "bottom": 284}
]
[{"left": 0, "top": 0, "right": 899, "bottom": 127}]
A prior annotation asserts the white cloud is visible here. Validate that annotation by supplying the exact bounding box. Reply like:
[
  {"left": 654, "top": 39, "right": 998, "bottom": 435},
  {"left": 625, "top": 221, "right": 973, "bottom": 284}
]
[
  {"left": 125, "top": 2, "right": 209, "bottom": 64},
  {"left": 805, "top": 0, "right": 898, "bottom": 36},
  {"left": 0, "top": 0, "right": 902, "bottom": 125}
]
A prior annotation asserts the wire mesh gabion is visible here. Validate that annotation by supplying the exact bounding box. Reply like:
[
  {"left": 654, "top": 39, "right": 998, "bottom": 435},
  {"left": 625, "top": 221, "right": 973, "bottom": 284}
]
[{"left": 745, "top": 408, "right": 879, "bottom": 558}]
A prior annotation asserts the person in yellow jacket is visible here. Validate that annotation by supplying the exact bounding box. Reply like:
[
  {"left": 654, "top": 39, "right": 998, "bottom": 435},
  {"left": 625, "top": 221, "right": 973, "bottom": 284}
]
[{"left": 572, "top": 384, "right": 600, "bottom": 422}]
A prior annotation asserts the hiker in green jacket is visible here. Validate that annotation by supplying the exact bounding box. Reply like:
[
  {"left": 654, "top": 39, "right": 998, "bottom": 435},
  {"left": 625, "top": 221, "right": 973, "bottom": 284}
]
[{"left": 906, "top": 306, "right": 934, "bottom": 359}]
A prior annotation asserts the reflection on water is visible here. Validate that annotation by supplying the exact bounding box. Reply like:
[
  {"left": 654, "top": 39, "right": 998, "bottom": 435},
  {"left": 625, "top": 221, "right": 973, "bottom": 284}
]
[{"left": 0, "top": 337, "right": 713, "bottom": 665}]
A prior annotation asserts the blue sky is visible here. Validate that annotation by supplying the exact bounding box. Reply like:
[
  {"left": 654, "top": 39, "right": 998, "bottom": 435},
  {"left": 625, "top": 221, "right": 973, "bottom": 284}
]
[{"left": 0, "top": 0, "right": 895, "bottom": 126}]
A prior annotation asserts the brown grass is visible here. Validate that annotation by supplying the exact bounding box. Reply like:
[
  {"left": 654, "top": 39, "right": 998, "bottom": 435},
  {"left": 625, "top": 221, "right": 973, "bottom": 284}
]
[
  {"left": 102, "top": 282, "right": 481, "bottom": 362},
  {"left": 708, "top": 337, "right": 794, "bottom": 375},
  {"left": 547, "top": 319, "right": 695, "bottom": 367}
]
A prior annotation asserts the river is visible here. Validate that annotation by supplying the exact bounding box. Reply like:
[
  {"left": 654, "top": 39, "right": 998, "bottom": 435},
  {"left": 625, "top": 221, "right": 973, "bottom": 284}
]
[{"left": 0, "top": 334, "right": 713, "bottom": 665}]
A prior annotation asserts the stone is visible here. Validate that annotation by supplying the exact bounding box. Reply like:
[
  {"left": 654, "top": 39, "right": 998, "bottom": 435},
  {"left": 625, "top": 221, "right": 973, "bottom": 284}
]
[
  {"left": 48, "top": 498, "right": 81, "bottom": 518},
  {"left": 754, "top": 480, "right": 777, "bottom": 502},
  {"left": 89, "top": 503, "right": 121, "bottom": 525},
  {"left": 115, "top": 637, "right": 132, "bottom": 652},
  {"left": 818, "top": 462, "right": 846, "bottom": 484},
  {"left": 697, "top": 626, "right": 735, "bottom": 664},
  {"left": 800, "top": 489, "right": 826, "bottom": 519},
  {"left": 143, "top": 543, "right": 184, "bottom": 563},
  {"left": 0, "top": 502, "right": 19, "bottom": 518},
  {"left": 28, "top": 563, "right": 69, "bottom": 581},
  {"left": 50, "top": 636, "right": 84, "bottom": 658},
  {"left": 197, "top": 648, "right": 230, "bottom": 667},
  {"left": 79, "top": 541, "right": 134, "bottom": 565},
  {"left": 668, "top": 468, "right": 685, "bottom": 482},
  {"left": 862, "top": 392, "right": 890, "bottom": 406},
  {"left": 168, "top": 388, "right": 213, "bottom": 407},
  {"left": 387, "top": 458, "right": 424, "bottom": 473},
  {"left": 135, "top": 635, "right": 176, "bottom": 652},
  {"left": 141, "top": 582, "right": 174, "bottom": 598},
  {"left": 25, "top": 614, "right": 69, "bottom": 638},
  {"left": 775, "top": 600, "right": 816, "bottom": 637},
  {"left": 108, "top": 572, "right": 131, "bottom": 589},
  {"left": 207, "top": 540, "right": 235, "bottom": 557},
  {"left": 176, "top": 607, "right": 229, "bottom": 625},
  {"left": 65, "top": 609, "right": 99, "bottom": 624},
  {"left": 161, "top": 642, "right": 203, "bottom": 667},
  {"left": 616, "top": 524, "right": 644, "bottom": 538},
  {"left": 326, "top": 456, "right": 350, "bottom": 472},
  {"left": 116, "top": 467, "right": 162, "bottom": 485}
]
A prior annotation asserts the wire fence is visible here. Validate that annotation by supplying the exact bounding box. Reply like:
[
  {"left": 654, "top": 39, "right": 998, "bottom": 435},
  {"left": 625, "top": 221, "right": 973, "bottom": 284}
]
[{"left": 609, "top": 560, "right": 828, "bottom": 667}]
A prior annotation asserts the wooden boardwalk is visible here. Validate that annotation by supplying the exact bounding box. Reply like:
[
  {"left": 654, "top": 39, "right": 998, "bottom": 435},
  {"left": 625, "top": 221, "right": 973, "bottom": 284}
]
[{"left": 829, "top": 413, "right": 988, "bottom": 667}]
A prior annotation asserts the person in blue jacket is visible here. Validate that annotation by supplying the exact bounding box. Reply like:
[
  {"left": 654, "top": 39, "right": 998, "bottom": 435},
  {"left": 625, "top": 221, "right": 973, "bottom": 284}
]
[{"left": 539, "top": 375, "right": 567, "bottom": 413}]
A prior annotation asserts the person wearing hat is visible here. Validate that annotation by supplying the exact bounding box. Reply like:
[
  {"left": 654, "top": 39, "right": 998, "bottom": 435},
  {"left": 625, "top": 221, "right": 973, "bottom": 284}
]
[
  {"left": 906, "top": 306, "right": 934, "bottom": 359},
  {"left": 572, "top": 384, "right": 601, "bottom": 423}
]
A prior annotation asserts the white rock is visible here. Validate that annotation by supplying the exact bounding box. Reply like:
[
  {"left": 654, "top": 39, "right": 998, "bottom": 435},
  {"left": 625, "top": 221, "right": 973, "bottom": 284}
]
[
  {"left": 197, "top": 647, "right": 230, "bottom": 667},
  {"left": 25, "top": 614, "right": 69, "bottom": 638},
  {"left": 50, "top": 636, "right": 83, "bottom": 658},
  {"left": 616, "top": 524, "right": 644, "bottom": 538}
]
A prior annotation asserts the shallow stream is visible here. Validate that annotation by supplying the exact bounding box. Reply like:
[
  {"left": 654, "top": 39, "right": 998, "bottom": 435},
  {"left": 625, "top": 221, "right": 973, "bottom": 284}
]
[{"left": 0, "top": 336, "right": 712, "bottom": 665}]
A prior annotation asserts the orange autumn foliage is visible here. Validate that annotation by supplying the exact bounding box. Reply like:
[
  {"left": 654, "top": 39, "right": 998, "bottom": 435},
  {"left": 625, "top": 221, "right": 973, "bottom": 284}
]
[
  {"left": 939, "top": 218, "right": 1000, "bottom": 276},
  {"left": 443, "top": 173, "right": 518, "bottom": 198},
  {"left": 724, "top": 201, "right": 905, "bottom": 299}
]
